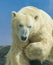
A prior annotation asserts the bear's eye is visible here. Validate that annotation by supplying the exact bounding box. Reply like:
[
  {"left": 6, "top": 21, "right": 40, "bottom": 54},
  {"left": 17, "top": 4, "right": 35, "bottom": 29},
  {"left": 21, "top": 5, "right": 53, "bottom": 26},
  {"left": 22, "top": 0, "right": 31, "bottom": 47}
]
[
  {"left": 27, "top": 26, "right": 31, "bottom": 28},
  {"left": 19, "top": 24, "right": 23, "bottom": 27},
  {"left": 34, "top": 15, "right": 38, "bottom": 20}
]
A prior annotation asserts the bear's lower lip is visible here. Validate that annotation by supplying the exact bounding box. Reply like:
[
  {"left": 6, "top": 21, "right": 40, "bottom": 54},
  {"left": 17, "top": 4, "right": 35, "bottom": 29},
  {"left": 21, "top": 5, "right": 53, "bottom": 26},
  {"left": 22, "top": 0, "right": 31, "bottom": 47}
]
[{"left": 21, "top": 36, "right": 27, "bottom": 41}]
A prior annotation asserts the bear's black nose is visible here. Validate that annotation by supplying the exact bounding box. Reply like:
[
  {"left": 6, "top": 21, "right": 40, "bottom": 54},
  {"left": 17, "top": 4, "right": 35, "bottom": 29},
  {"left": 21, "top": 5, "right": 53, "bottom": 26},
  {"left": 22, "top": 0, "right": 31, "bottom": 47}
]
[{"left": 21, "top": 36, "right": 27, "bottom": 41}]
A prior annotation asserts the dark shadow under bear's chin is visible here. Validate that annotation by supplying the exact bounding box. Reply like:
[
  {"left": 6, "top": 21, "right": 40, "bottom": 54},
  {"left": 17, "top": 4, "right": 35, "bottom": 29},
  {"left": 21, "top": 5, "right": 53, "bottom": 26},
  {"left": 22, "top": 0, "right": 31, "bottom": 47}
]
[{"left": 29, "top": 60, "right": 42, "bottom": 65}]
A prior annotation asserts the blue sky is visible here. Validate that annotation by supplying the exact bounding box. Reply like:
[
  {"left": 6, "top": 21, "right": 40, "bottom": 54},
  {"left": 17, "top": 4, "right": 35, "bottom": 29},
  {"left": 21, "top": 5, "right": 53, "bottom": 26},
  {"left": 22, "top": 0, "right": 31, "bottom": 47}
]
[{"left": 0, "top": 0, "right": 53, "bottom": 45}]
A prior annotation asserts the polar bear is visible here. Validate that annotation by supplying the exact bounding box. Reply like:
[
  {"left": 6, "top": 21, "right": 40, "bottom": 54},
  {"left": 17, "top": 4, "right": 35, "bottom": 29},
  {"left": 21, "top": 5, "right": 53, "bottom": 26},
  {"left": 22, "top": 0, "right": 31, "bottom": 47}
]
[{"left": 5, "top": 6, "right": 53, "bottom": 65}]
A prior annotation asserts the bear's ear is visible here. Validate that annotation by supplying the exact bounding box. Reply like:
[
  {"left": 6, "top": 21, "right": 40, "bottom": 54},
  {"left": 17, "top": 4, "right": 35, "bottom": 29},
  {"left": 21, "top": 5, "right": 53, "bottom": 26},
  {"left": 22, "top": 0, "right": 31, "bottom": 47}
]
[
  {"left": 34, "top": 15, "right": 38, "bottom": 20},
  {"left": 11, "top": 11, "right": 16, "bottom": 17}
]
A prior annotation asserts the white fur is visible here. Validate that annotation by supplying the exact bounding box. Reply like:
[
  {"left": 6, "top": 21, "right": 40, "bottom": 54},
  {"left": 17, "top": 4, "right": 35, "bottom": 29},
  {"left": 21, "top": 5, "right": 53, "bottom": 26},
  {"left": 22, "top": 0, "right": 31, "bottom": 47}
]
[{"left": 5, "top": 6, "right": 53, "bottom": 65}]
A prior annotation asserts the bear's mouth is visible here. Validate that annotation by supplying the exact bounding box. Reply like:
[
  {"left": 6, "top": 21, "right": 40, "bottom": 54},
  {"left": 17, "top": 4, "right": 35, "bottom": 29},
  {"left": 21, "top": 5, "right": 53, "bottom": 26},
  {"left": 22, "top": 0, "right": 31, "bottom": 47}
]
[{"left": 21, "top": 36, "right": 27, "bottom": 41}]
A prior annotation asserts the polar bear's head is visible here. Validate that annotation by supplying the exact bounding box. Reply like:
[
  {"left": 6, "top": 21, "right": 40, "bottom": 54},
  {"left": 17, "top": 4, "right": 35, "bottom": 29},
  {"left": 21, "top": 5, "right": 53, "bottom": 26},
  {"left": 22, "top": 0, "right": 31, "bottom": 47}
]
[{"left": 12, "top": 11, "right": 35, "bottom": 42}]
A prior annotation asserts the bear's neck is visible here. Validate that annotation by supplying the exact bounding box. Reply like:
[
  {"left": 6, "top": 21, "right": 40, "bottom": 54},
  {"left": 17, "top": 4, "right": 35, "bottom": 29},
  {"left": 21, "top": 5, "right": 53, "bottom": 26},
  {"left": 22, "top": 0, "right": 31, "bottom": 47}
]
[{"left": 11, "top": 32, "right": 29, "bottom": 50}]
